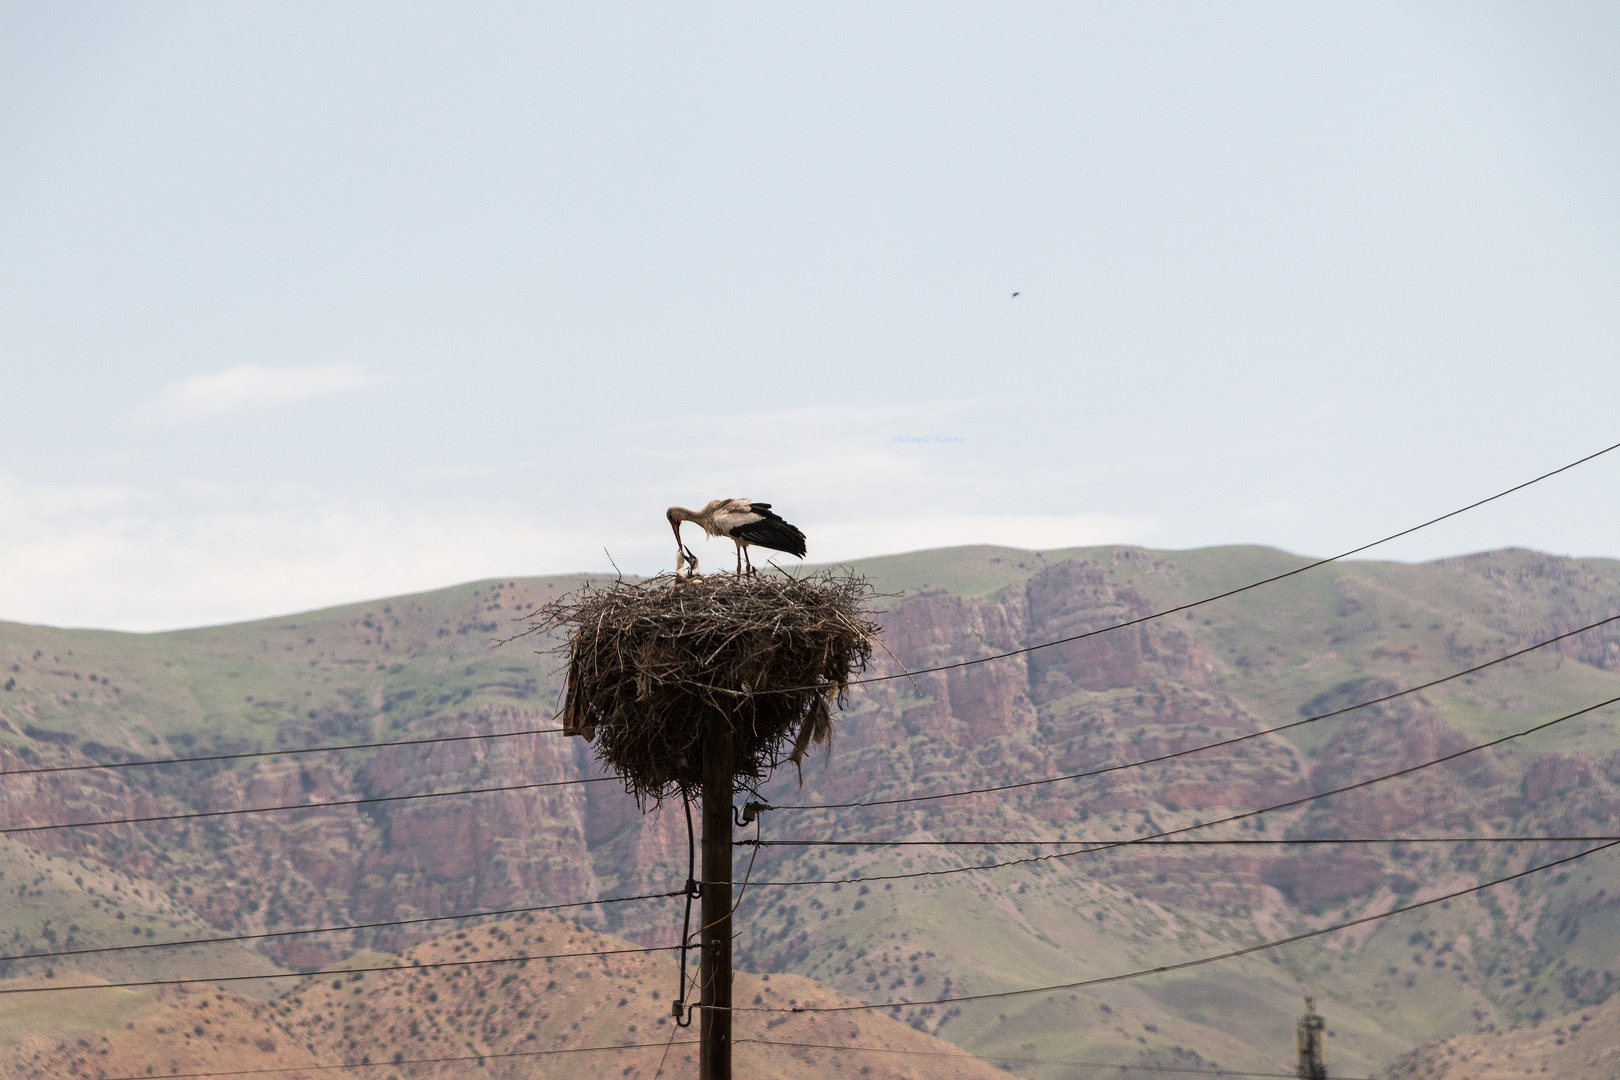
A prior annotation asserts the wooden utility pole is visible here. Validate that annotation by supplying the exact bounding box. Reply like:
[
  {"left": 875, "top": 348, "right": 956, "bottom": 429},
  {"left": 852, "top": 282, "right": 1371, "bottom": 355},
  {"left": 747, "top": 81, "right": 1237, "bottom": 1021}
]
[{"left": 699, "top": 713, "right": 734, "bottom": 1080}]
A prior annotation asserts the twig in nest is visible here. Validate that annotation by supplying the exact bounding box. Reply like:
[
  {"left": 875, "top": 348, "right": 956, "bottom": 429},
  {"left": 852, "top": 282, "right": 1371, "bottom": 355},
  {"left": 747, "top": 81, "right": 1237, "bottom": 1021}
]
[{"left": 523, "top": 570, "right": 879, "bottom": 806}]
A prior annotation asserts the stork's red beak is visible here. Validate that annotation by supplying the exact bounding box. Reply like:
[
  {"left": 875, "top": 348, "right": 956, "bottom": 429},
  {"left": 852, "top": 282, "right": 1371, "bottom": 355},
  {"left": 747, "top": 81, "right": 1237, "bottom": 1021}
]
[{"left": 670, "top": 517, "right": 684, "bottom": 544}]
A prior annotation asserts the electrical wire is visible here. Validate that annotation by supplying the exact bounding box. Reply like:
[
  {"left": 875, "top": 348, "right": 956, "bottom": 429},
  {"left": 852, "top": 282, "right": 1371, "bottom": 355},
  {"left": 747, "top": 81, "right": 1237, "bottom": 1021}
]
[
  {"left": 739, "top": 837, "right": 1620, "bottom": 1013},
  {"left": 0, "top": 726, "right": 567, "bottom": 778},
  {"left": 0, "top": 889, "right": 682, "bottom": 964},
  {"left": 36, "top": 687, "right": 1591, "bottom": 974},
  {"left": 77, "top": 1040, "right": 701, "bottom": 1080},
  {"left": 11, "top": 441, "right": 1613, "bottom": 792},
  {"left": 665, "top": 801, "right": 768, "bottom": 1041},
  {"left": 681, "top": 812, "right": 766, "bottom": 958},
  {"left": 741, "top": 835, "right": 1620, "bottom": 848},
  {"left": 0, "top": 774, "right": 612, "bottom": 836},
  {"left": 22, "top": 596, "right": 1601, "bottom": 834},
  {"left": 9, "top": 449, "right": 1612, "bottom": 825},
  {"left": 775, "top": 437, "right": 1620, "bottom": 694},
  {"left": 731, "top": 812, "right": 763, "bottom": 915},
  {"left": 7, "top": 443, "right": 1614, "bottom": 1058},
  {"left": 0, "top": 942, "right": 681, "bottom": 997},
  {"left": 651, "top": 1021, "right": 685, "bottom": 1080},
  {"left": 766, "top": 610, "right": 1620, "bottom": 811},
  {"left": 744, "top": 694, "right": 1620, "bottom": 887},
  {"left": 672, "top": 788, "right": 699, "bottom": 1025},
  {"left": 734, "top": 1040, "right": 1371, "bottom": 1079}
]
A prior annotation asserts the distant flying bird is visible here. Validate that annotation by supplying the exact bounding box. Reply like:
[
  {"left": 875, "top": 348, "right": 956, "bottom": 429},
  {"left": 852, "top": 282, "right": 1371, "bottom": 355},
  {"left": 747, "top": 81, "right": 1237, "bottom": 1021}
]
[
  {"left": 667, "top": 499, "right": 807, "bottom": 576},
  {"left": 1011, "top": 291, "right": 1020, "bottom": 297}
]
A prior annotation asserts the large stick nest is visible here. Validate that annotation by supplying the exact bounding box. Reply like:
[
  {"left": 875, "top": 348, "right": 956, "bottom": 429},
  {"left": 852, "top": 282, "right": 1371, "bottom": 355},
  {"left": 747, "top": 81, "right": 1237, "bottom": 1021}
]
[{"left": 522, "top": 570, "right": 879, "bottom": 805}]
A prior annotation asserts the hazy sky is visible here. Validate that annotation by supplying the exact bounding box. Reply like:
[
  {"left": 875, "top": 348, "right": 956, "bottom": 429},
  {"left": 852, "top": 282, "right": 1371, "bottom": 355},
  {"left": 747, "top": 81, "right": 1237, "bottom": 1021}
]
[{"left": 3, "top": 3, "right": 1618, "bottom": 631}]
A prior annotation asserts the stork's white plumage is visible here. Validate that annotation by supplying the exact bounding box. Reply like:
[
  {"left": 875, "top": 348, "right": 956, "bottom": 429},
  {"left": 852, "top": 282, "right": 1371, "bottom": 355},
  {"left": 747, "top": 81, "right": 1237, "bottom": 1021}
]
[{"left": 667, "top": 499, "right": 807, "bottom": 576}]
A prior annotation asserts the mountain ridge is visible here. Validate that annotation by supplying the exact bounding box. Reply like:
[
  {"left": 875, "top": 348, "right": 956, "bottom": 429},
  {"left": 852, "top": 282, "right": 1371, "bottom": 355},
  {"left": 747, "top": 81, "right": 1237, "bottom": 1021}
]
[{"left": 1, "top": 543, "right": 1618, "bottom": 1078}]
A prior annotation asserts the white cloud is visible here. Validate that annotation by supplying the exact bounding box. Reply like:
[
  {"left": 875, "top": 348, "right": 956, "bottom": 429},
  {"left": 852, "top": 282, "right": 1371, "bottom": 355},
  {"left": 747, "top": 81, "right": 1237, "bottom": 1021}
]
[
  {"left": 0, "top": 391, "right": 1154, "bottom": 630},
  {"left": 0, "top": 392, "right": 1149, "bottom": 629},
  {"left": 0, "top": 465, "right": 1161, "bottom": 631},
  {"left": 0, "top": 482, "right": 595, "bottom": 631},
  {"left": 132, "top": 363, "right": 382, "bottom": 424}
]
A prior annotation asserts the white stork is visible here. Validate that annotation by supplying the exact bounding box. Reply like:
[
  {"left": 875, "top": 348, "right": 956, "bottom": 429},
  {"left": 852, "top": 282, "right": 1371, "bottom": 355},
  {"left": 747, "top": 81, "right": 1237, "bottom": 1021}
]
[{"left": 667, "top": 499, "right": 807, "bottom": 576}]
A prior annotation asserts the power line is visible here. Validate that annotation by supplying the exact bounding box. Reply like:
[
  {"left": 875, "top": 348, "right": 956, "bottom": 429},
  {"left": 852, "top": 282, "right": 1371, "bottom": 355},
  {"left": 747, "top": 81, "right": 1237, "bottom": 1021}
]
[
  {"left": 736, "top": 1039, "right": 1371, "bottom": 1079},
  {"left": 739, "top": 837, "right": 1620, "bottom": 1013},
  {"left": 767, "top": 610, "right": 1620, "bottom": 811},
  {"left": 0, "top": 889, "right": 681, "bottom": 964},
  {"left": 0, "top": 774, "right": 611, "bottom": 836},
  {"left": 745, "top": 694, "right": 1620, "bottom": 886},
  {"left": 72, "top": 1040, "right": 700, "bottom": 1080},
  {"left": 782, "top": 437, "right": 1620, "bottom": 694},
  {"left": 0, "top": 942, "right": 680, "bottom": 997},
  {"left": 651, "top": 1018, "right": 684, "bottom": 1080},
  {"left": 7, "top": 446, "right": 1612, "bottom": 1052},
  {"left": 5, "top": 604, "right": 1587, "bottom": 936},
  {"left": 49, "top": 1036, "right": 1362, "bottom": 1080},
  {"left": 9, "top": 452, "right": 1609, "bottom": 1071},
  {"left": 10, "top": 447, "right": 1611, "bottom": 810},
  {"left": 0, "top": 726, "right": 566, "bottom": 778},
  {"left": 742, "top": 835, "right": 1620, "bottom": 848},
  {"left": 10, "top": 443, "right": 1613, "bottom": 789}
]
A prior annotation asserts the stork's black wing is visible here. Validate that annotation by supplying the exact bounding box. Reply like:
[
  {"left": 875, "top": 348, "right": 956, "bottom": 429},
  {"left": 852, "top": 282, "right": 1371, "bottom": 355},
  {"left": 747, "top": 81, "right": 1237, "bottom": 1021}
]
[{"left": 732, "top": 508, "right": 806, "bottom": 557}]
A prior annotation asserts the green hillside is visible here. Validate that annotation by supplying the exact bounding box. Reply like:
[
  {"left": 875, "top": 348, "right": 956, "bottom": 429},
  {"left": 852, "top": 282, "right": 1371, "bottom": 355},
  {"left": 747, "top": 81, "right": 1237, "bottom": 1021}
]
[{"left": 0, "top": 575, "right": 599, "bottom": 761}]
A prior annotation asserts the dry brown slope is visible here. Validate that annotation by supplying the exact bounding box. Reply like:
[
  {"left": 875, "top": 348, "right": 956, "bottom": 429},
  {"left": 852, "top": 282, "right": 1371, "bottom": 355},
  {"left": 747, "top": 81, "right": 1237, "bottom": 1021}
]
[
  {"left": 271, "top": 911, "right": 1020, "bottom": 1080},
  {"left": 1, "top": 974, "right": 357, "bottom": 1080},
  {"left": 4, "top": 914, "right": 1019, "bottom": 1080},
  {"left": 1384, "top": 990, "right": 1620, "bottom": 1079}
]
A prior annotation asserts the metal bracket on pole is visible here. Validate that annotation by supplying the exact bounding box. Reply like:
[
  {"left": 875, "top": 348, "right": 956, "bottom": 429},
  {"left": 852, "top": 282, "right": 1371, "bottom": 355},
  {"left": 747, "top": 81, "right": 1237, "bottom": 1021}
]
[{"left": 733, "top": 800, "right": 769, "bottom": 827}]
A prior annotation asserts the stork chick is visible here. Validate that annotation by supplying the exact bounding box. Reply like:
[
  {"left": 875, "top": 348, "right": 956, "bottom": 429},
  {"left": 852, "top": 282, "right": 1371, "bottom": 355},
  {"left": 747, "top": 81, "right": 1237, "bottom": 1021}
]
[
  {"left": 675, "top": 544, "right": 701, "bottom": 579},
  {"left": 667, "top": 499, "right": 807, "bottom": 576}
]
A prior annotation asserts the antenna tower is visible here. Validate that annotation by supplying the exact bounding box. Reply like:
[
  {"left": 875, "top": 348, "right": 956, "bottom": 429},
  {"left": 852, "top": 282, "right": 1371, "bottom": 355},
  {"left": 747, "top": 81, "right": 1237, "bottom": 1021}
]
[{"left": 1296, "top": 996, "right": 1327, "bottom": 1080}]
